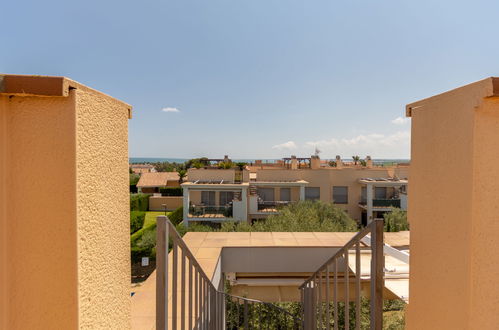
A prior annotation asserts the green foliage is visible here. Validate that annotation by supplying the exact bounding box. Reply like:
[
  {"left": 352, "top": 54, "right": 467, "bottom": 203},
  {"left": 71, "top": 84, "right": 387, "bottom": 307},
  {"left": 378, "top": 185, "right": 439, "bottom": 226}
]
[
  {"left": 130, "top": 193, "right": 149, "bottom": 211},
  {"left": 129, "top": 173, "right": 140, "bottom": 186},
  {"left": 383, "top": 208, "right": 409, "bottom": 232},
  {"left": 185, "top": 157, "right": 209, "bottom": 169},
  {"left": 130, "top": 222, "right": 157, "bottom": 262},
  {"left": 168, "top": 206, "right": 184, "bottom": 225},
  {"left": 235, "top": 162, "right": 247, "bottom": 170},
  {"left": 359, "top": 159, "right": 367, "bottom": 167},
  {"left": 352, "top": 155, "right": 360, "bottom": 165},
  {"left": 159, "top": 187, "right": 183, "bottom": 196},
  {"left": 328, "top": 160, "right": 337, "bottom": 167},
  {"left": 253, "top": 201, "right": 357, "bottom": 232},
  {"left": 130, "top": 211, "right": 146, "bottom": 234},
  {"left": 217, "top": 162, "right": 234, "bottom": 169},
  {"left": 178, "top": 169, "right": 187, "bottom": 183}
]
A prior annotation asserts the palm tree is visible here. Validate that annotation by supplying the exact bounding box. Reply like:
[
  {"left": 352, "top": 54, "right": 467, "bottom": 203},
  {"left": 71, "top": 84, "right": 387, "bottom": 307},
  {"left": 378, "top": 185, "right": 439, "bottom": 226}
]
[
  {"left": 352, "top": 155, "right": 360, "bottom": 165},
  {"left": 178, "top": 169, "right": 187, "bottom": 183}
]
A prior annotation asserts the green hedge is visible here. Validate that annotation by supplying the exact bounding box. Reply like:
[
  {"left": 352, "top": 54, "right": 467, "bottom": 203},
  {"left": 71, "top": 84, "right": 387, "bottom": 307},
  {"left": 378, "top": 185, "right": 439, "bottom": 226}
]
[
  {"left": 168, "top": 206, "right": 183, "bottom": 225},
  {"left": 131, "top": 222, "right": 157, "bottom": 263},
  {"left": 130, "top": 193, "right": 149, "bottom": 211},
  {"left": 130, "top": 211, "right": 146, "bottom": 234},
  {"left": 159, "top": 187, "right": 183, "bottom": 196}
]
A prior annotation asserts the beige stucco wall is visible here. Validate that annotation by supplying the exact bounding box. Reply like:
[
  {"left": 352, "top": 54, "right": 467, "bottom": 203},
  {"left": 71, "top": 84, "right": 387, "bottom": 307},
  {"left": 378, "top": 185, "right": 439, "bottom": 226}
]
[
  {"left": 0, "top": 94, "right": 79, "bottom": 329},
  {"left": 406, "top": 77, "right": 499, "bottom": 329},
  {"left": 0, "top": 76, "right": 131, "bottom": 329},
  {"left": 75, "top": 86, "right": 130, "bottom": 329},
  {"left": 149, "top": 196, "right": 183, "bottom": 211}
]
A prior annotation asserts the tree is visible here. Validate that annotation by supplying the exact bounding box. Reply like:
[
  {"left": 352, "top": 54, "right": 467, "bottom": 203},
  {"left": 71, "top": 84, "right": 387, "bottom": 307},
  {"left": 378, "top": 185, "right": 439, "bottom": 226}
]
[
  {"left": 253, "top": 201, "right": 357, "bottom": 232},
  {"left": 383, "top": 208, "right": 409, "bottom": 232},
  {"left": 178, "top": 169, "right": 187, "bottom": 183},
  {"left": 352, "top": 155, "right": 360, "bottom": 165},
  {"left": 328, "top": 160, "right": 337, "bottom": 167},
  {"left": 235, "top": 162, "right": 247, "bottom": 171}
]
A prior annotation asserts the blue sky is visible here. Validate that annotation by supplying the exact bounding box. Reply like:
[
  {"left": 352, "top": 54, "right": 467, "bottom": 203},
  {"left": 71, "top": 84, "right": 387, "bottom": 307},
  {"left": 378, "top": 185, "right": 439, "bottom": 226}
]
[{"left": 2, "top": 0, "right": 499, "bottom": 159}]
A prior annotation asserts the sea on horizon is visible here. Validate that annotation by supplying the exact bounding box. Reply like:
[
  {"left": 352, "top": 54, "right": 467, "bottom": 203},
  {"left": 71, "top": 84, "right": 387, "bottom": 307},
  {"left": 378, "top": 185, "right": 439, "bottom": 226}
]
[{"left": 129, "top": 157, "right": 410, "bottom": 164}]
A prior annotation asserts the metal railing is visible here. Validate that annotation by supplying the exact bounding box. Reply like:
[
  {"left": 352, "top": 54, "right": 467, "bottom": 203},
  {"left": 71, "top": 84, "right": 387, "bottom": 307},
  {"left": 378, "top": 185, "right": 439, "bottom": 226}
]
[
  {"left": 299, "top": 219, "right": 384, "bottom": 330},
  {"left": 189, "top": 205, "right": 233, "bottom": 217},
  {"left": 156, "top": 216, "right": 300, "bottom": 329},
  {"left": 257, "top": 200, "right": 293, "bottom": 211}
]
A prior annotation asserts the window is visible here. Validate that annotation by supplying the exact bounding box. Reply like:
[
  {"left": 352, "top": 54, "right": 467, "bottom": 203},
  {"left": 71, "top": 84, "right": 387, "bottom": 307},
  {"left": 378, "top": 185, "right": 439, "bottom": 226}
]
[
  {"left": 201, "top": 191, "right": 216, "bottom": 206},
  {"left": 305, "top": 187, "right": 320, "bottom": 201},
  {"left": 257, "top": 188, "right": 274, "bottom": 201},
  {"left": 375, "top": 187, "right": 387, "bottom": 199},
  {"left": 219, "top": 191, "right": 234, "bottom": 205},
  {"left": 280, "top": 188, "right": 291, "bottom": 202},
  {"left": 332, "top": 186, "right": 348, "bottom": 204}
]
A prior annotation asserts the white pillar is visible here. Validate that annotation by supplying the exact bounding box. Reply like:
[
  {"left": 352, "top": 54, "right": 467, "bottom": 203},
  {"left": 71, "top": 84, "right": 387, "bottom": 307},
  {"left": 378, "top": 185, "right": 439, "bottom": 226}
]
[
  {"left": 366, "top": 184, "right": 374, "bottom": 223},
  {"left": 241, "top": 187, "right": 248, "bottom": 222},
  {"left": 299, "top": 186, "right": 305, "bottom": 201},
  {"left": 183, "top": 187, "right": 189, "bottom": 226}
]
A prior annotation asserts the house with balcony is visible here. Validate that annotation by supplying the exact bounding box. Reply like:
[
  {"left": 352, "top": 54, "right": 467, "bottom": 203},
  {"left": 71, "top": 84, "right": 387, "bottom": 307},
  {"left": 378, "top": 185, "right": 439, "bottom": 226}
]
[
  {"left": 181, "top": 155, "right": 409, "bottom": 225},
  {"left": 358, "top": 178, "right": 408, "bottom": 225}
]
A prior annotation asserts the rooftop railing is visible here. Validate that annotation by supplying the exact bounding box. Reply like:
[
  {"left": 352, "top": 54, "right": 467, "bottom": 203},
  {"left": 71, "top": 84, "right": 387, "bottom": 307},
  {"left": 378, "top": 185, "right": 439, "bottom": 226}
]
[
  {"left": 299, "top": 219, "right": 384, "bottom": 329},
  {"left": 156, "top": 216, "right": 300, "bottom": 329}
]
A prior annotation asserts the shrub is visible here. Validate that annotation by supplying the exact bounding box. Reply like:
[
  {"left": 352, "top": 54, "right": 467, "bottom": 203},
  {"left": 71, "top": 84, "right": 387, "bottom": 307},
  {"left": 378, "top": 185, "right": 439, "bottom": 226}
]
[
  {"left": 384, "top": 208, "right": 409, "bottom": 232},
  {"left": 130, "top": 211, "right": 146, "bottom": 234},
  {"left": 159, "top": 187, "right": 183, "bottom": 196},
  {"left": 168, "top": 206, "right": 183, "bottom": 225},
  {"left": 252, "top": 200, "right": 357, "bottom": 232},
  {"left": 130, "top": 193, "right": 149, "bottom": 211},
  {"left": 131, "top": 222, "right": 157, "bottom": 262}
]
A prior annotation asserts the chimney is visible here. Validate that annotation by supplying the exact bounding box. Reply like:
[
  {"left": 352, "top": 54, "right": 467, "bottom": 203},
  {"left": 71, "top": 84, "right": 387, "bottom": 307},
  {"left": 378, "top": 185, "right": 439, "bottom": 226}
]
[
  {"left": 366, "top": 156, "right": 373, "bottom": 168},
  {"left": 335, "top": 155, "right": 343, "bottom": 169},
  {"left": 290, "top": 155, "right": 298, "bottom": 170},
  {"left": 311, "top": 155, "right": 321, "bottom": 169}
]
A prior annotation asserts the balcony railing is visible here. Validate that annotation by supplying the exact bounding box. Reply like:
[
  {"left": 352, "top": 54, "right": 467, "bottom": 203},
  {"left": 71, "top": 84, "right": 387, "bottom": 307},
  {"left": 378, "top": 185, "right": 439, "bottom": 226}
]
[
  {"left": 359, "top": 199, "right": 401, "bottom": 208},
  {"left": 156, "top": 217, "right": 300, "bottom": 329},
  {"left": 299, "top": 219, "right": 384, "bottom": 329},
  {"left": 188, "top": 205, "right": 233, "bottom": 217},
  {"left": 257, "top": 200, "right": 293, "bottom": 211},
  {"left": 373, "top": 199, "right": 400, "bottom": 208}
]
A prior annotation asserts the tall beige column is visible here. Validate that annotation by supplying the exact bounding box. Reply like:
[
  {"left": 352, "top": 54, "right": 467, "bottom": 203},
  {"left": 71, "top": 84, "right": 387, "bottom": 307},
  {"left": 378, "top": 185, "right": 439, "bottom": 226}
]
[
  {"left": 0, "top": 75, "right": 131, "bottom": 329},
  {"left": 406, "top": 77, "right": 499, "bottom": 329}
]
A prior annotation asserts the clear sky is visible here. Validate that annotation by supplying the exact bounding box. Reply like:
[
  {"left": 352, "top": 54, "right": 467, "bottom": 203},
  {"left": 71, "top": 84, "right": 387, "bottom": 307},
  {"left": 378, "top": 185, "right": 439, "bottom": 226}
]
[{"left": 2, "top": 0, "right": 499, "bottom": 159}]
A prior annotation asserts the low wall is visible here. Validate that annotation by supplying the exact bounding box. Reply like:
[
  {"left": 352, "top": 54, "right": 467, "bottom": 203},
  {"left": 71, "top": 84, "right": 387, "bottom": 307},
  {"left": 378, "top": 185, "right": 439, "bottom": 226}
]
[{"left": 149, "top": 196, "right": 183, "bottom": 211}]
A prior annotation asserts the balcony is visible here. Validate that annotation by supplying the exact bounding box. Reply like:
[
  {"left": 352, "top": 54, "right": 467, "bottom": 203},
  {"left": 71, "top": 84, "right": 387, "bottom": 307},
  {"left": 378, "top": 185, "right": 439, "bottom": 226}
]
[
  {"left": 188, "top": 205, "right": 233, "bottom": 218},
  {"left": 257, "top": 200, "right": 294, "bottom": 213},
  {"left": 359, "top": 199, "right": 401, "bottom": 208},
  {"left": 373, "top": 199, "right": 401, "bottom": 208}
]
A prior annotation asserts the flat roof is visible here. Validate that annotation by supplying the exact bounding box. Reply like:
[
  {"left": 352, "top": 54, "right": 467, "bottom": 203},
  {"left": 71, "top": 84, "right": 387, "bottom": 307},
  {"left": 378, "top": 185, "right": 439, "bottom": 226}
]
[
  {"left": 0, "top": 74, "right": 132, "bottom": 116},
  {"left": 406, "top": 77, "right": 499, "bottom": 117},
  {"left": 183, "top": 231, "right": 409, "bottom": 279},
  {"left": 359, "top": 178, "right": 408, "bottom": 185}
]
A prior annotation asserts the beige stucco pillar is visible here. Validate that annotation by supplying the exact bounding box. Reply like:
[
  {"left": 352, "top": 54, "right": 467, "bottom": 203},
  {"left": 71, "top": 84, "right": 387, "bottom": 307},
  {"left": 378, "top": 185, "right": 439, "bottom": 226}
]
[
  {"left": 0, "top": 75, "right": 131, "bottom": 329},
  {"left": 406, "top": 77, "right": 499, "bottom": 330}
]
